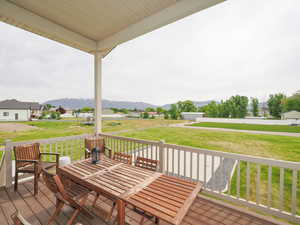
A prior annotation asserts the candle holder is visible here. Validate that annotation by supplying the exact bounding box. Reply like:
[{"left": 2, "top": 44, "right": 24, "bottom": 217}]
[{"left": 91, "top": 147, "right": 100, "bottom": 164}]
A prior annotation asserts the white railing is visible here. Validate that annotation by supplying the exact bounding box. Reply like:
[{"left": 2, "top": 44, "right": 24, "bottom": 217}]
[
  {"left": 100, "top": 133, "right": 300, "bottom": 223},
  {"left": 1, "top": 133, "right": 299, "bottom": 223}
]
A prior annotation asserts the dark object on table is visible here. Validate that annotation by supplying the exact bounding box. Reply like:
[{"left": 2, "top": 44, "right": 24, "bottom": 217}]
[
  {"left": 13, "top": 143, "right": 59, "bottom": 195},
  {"left": 91, "top": 147, "right": 100, "bottom": 164}
]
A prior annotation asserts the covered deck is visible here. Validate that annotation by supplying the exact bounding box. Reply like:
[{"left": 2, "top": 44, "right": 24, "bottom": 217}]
[{"left": 0, "top": 180, "right": 278, "bottom": 225}]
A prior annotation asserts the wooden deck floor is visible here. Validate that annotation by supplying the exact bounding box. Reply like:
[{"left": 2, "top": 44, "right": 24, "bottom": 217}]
[{"left": 0, "top": 180, "right": 281, "bottom": 225}]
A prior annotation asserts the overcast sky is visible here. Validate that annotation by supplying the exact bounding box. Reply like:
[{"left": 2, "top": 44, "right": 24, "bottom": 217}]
[{"left": 0, "top": 0, "right": 299, "bottom": 105}]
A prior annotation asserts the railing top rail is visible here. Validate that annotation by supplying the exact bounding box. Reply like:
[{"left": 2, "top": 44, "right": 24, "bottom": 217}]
[
  {"left": 164, "top": 143, "right": 300, "bottom": 170},
  {"left": 100, "top": 133, "right": 160, "bottom": 145},
  {"left": 7, "top": 134, "right": 91, "bottom": 147}
]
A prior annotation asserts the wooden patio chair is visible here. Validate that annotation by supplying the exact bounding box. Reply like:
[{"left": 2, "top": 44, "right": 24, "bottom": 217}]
[
  {"left": 11, "top": 211, "right": 31, "bottom": 225},
  {"left": 92, "top": 152, "right": 133, "bottom": 222},
  {"left": 84, "top": 136, "right": 112, "bottom": 159},
  {"left": 133, "top": 157, "right": 160, "bottom": 224},
  {"left": 42, "top": 166, "right": 93, "bottom": 225},
  {"left": 113, "top": 152, "right": 132, "bottom": 164},
  {"left": 14, "top": 143, "right": 59, "bottom": 195}
]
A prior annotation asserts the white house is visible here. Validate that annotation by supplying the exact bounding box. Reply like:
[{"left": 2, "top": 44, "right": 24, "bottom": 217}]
[
  {"left": 181, "top": 112, "right": 205, "bottom": 121},
  {"left": 281, "top": 111, "right": 300, "bottom": 120},
  {"left": 0, "top": 99, "right": 42, "bottom": 121}
]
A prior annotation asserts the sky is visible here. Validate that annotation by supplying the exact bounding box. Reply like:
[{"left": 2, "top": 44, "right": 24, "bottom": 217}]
[{"left": 0, "top": 0, "right": 299, "bottom": 106}]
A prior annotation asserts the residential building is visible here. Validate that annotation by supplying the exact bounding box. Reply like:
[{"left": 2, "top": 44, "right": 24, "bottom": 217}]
[
  {"left": 181, "top": 112, "right": 205, "bottom": 121},
  {"left": 0, "top": 99, "right": 42, "bottom": 121},
  {"left": 282, "top": 110, "right": 300, "bottom": 120}
]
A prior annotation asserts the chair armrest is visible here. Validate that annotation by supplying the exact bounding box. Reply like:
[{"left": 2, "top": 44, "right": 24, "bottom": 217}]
[
  {"left": 104, "top": 146, "right": 112, "bottom": 151},
  {"left": 40, "top": 152, "right": 60, "bottom": 156},
  {"left": 40, "top": 152, "right": 60, "bottom": 168},
  {"left": 16, "top": 159, "right": 39, "bottom": 164}
]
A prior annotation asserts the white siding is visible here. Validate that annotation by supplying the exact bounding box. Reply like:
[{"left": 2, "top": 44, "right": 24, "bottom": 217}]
[
  {"left": 181, "top": 112, "right": 204, "bottom": 121},
  {"left": 282, "top": 111, "right": 300, "bottom": 120},
  {"left": 0, "top": 109, "right": 30, "bottom": 121}
]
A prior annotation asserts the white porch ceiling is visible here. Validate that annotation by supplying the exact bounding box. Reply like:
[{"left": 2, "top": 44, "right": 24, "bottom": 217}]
[{"left": 0, "top": 0, "right": 225, "bottom": 54}]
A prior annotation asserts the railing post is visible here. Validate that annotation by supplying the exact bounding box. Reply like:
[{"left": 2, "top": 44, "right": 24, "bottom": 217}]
[
  {"left": 5, "top": 140, "right": 13, "bottom": 188},
  {"left": 159, "top": 140, "right": 165, "bottom": 173}
]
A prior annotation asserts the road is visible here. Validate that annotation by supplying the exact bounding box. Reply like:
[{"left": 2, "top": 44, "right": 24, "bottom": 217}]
[{"left": 171, "top": 123, "right": 300, "bottom": 137}]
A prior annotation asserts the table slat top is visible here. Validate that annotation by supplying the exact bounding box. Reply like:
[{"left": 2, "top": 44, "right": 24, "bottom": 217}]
[
  {"left": 59, "top": 157, "right": 160, "bottom": 198},
  {"left": 125, "top": 175, "right": 202, "bottom": 225}
]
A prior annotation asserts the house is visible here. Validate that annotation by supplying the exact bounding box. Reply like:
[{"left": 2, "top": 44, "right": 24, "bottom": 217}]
[
  {"left": 0, "top": 99, "right": 42, "bottom": 121},
  {"left": 281, "top": 110, "right": 300, "bottom": 120},
  {"left": 181, "top": 112, "right": 205, "bottom": 121}
]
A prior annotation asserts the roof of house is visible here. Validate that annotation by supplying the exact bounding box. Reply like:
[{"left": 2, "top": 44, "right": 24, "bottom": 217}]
[{"left": 0, "top": 99, "right": 42, "bottom": 110}]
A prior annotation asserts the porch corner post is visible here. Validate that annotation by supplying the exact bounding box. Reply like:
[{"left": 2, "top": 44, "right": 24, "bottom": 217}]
[
  {"left": 159, "top": 140, "right": 165, "bottom": 173},
  {"left": 94, "top": 51, "right": 103, "bottom": 135},
  {"left": 4, "top": 139, "right": 12, "bottom": 188}
]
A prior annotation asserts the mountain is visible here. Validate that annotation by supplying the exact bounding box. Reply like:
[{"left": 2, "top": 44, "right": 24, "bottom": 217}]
[
  {"left": 44, "top": 98, "right": 214, "bottom": 110},
  {"left": 43, "top": 98, "right": 158, "bottom": 110},
  {"left": 161, "top": 101, "right": 214, "bottom": 110}
]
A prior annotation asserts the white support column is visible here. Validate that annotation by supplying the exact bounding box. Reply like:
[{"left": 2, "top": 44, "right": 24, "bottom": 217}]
[{"left": 94, "top": 52, "right": 103, "bottom": 135}]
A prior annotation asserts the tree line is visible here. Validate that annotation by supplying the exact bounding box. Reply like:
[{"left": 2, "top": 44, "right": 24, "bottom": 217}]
[{"left": 162, "top": 92, "right": 300, "bottom": 120}]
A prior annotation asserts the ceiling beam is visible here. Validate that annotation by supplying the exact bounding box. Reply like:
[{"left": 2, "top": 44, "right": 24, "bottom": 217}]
[
  {"left": 0, "top": 0, "right": 97, "bottom": 53},
  {"left": 97, "top": 0, "right": 225, "bottom": 51}
]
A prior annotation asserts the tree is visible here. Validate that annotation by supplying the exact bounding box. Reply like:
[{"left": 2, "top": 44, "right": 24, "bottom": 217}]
[
  {"left": 163, "top": 111, "right": 169, "bottom": 119},
  {"left": 156, "top": 107, "right": 164, "bottom": 115},
  {"left": 145, "top": 107, "right": 155, "bottom": 112},
  {"left": 227, "top": 95, "right": 249, "bottom": 118},
  {"left": 177, "top": 100, "right": 197, "bottom": 112},
  {"left": 81, "top": 107, "right": 94, "bottom": 112},
  {"left": 169, "top": 104, "right": 179, "bottom": 120},
  {"left": 142, "top": 112, "right": 149, "bottom": 119},
  {"left": 285, "top": 92, "right": 300, "bottom": 112},
  {"left": 50, "top": 111, "right": 60, "bottom": 119},
  {"left": 43, "top": 104, "right": 54, "bottom": 111},
  {"left": 267, "top": 93, "right": 286, "bottom": 118},
  {"left": 56, "top": 106, "right": 66, "bottom": 114},
  {"left": 203, "top": 101, "right": 219, "bottom": 117},
  {"left": 251, "top": 98, "right": 259, "bottom": 117}
]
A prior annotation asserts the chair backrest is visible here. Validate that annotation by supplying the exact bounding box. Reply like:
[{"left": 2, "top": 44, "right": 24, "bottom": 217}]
[
  {"left": 11, "top": 211, "right": 31, "bottom": 225},
  {"left": 85, "top": 137, "right": 105, "bottom": 153},
  {"left": 14, "top": 143, "right": 40, "bottom": 168},
  {"left": 135, "top": 157, "right": 159, "bottom": 171},
  {"left": 113, "top": 152, "right": 132, "bottom": 164}
]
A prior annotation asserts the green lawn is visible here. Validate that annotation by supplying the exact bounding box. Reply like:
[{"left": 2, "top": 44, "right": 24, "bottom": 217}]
[
  {"left": 121, "top": 127, "right": 300, "bottom": 216},
  {"left": 190, "top": 122, "right": 300, "bottom": 133},
  {"left": 0, "top": 119, "right": 183, "bottom": 145},
  {"left": 121, "top": 127, "right": 300, "bottom": 161}
]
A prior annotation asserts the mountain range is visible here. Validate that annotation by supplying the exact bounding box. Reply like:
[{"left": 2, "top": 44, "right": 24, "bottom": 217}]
[{"left": 43, "top": 98, "right": 213, "bottom": 110}]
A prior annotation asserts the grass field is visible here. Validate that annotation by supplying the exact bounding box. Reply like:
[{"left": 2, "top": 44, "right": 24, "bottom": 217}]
[
  {"left": 121, "top": 127, "right": 300, "bottom": 216},
  {"left": 0, "top": 119, "right": 183, "bottom": 145},
  {"left": 190, "top": 122, "right": 300, "bottom": 133}
]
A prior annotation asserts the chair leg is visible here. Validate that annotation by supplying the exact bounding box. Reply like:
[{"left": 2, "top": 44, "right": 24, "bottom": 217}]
[
  {"left": 106, "top": 202, "right": 116, "bottom": 221},
  {"left": 78, "top": 195, "right": 93, "bottom": 218},
  {"left": 47, "top": 199, "right": 64, "bottom": 225},
  {"left": 139, "top": 216, "right": 145, "bottom": 225},
  {"left": 67, "top": 194, "right": 91, "bottom": 225},
  {"left": 34, "top": 173, "right": 38, "bottom": 195},
  {"left": 92, "top": 193, "right": 100, "bottom": 207},
  {"left": 14, "top": 171, "right": 18, "bottom": 192}
]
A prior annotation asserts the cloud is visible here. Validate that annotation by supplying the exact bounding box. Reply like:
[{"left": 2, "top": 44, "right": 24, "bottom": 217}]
[{"left": 0, "top": 0, "right": 299, "bottom": 105}]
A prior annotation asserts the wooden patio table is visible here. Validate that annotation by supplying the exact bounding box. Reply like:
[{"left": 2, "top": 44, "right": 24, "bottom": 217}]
[{"left": 58, "top": 156, "right": 202, "bottom": 225}]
